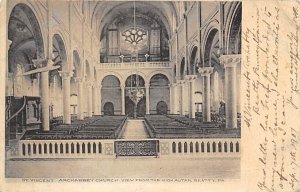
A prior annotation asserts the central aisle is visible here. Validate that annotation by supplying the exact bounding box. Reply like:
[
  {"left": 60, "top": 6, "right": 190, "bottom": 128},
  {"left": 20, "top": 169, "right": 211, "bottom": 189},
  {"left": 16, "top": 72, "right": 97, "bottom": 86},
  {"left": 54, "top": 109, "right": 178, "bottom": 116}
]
[{"left": 121, "top": 119, "right": 149, "bottom": 139}]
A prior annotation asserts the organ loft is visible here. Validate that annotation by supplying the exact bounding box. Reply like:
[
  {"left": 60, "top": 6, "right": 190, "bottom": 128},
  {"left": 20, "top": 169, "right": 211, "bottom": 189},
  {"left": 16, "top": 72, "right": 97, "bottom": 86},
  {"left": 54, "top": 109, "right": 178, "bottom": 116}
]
[{"left": 5, "top": 1, "right": 241, "bottom": 162}]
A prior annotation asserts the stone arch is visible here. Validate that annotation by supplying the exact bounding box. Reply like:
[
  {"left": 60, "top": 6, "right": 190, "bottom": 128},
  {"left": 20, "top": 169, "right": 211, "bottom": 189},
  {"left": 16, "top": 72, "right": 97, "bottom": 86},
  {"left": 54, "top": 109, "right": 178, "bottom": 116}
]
[
  {"left": 7, "top": 2, "right": 46, "bottom": 57},
  {"left": 101, "top": 75, "right": 121, "bottom": 115},
  {"left": 146, "top": 71, "right": 172, "bottom": 85},
  {"left": 226, "top": 3, "right": 242, "bottom": 54},
  {"left": 149, "top": 73, "right": 170, "bottom": 86},
  {"left": 124, "top": 71, "right": 147, "bottom": 86},
  {"left": 125, "top": 74, "right": 145, "bottom": 87},
  {"left": 125, "top": 74, "right": 146, "bottom": 117},
  {"left": 189, "top": 46, "right": 198, "bottom": 75},
  {"left": 101, "top": 75, "right": 121, "bottom": 87},
  {"left": 52, "top": 34, "right": 67, "bottom": 71},
  {"left": 149, "top": 73, "right": 170, "bottom": 114},
  {"left": 8, "top": 3, "right": 45, "bottom": 75},
  {"left": 203, "top": 28, "right": 219, "bottom": 67},
  {"left": 99, "top": 71, "right": 123, "bottom": 86}
]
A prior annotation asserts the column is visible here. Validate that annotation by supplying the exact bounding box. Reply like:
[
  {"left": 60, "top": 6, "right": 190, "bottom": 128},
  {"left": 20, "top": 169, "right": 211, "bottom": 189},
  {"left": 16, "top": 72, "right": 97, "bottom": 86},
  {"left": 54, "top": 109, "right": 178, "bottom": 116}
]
[
  {"left": 187, "top": 75, "right": 197, "bottom": 119},
  {"left": 59, "top": 72, "right": 72, "bottom": 124},
  {"left": 179, "top": 81, "right": 185, "bottom": 115},
  {"left": 40, "top": 71, "right": 50, "bottom": 131},
  {"left": 169, "top": 84, "right": 173, "bottom": 114},
  {"left": 199, "top": 67, "right": 213, "bottom": 122},
  {"left": 173, "top": 84, "right": 179, "bottom": 114},
  {"left": 220, "top": 55, "right": 241, "bottom": 129},
  {"left": 99, "top": 85, "right": 102, "bottom": 115},
  {"left": 87, "top": 81, "right": 93, "bottom": 117},
  {"left": 145, "top": 83, "right": 150, "bottom": 115},
  {"left": 75, "top": 78, "right": 84, "bottom": 120},
  {"left": 93, "top": 84, "right": 99, "bottom": 115},
  {"left": 121, "top": 85, "right": 125, "bottom": 115}
]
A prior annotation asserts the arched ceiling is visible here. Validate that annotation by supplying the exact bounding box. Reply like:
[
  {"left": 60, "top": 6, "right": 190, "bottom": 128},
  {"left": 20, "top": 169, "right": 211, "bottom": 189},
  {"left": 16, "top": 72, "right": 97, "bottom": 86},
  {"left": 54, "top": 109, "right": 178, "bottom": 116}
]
[
  {"left": 91, "top": 1, "right": 178, "bottom": 40},
  {"left": 8, "top": 3, "right": 44, "bottom": 73}
]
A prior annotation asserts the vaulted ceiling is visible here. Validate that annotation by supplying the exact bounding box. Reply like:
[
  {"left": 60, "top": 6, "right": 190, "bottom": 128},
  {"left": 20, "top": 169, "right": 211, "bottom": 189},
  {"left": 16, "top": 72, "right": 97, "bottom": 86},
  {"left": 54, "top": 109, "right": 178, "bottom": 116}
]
[{"left": 91, "top": 1, "right": 179, "bottom": 40}]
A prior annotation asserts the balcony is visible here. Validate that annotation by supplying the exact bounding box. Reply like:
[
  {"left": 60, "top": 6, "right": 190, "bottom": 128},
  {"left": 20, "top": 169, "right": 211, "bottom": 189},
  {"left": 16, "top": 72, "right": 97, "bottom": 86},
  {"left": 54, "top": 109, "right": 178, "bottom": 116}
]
[{"left": 97, "top": 62, "right": 172, "bottom": 69}]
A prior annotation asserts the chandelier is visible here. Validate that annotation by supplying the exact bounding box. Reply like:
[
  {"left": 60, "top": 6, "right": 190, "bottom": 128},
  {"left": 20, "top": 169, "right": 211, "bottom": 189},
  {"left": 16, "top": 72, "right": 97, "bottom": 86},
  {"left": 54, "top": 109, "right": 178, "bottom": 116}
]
[
  {"left": 127, "top": 74, "right": 145, "bottom": 119},
  {"left": 121, "top": 0, "right": 147, "bottom": 46}
]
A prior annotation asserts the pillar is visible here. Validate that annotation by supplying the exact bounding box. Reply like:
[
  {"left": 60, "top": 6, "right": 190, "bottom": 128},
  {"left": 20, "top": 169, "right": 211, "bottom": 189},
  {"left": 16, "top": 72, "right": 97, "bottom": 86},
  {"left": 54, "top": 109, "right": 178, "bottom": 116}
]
[
  {"left": 87, "top": 82, "right": 93, "bottom": 117},
  {"left": 169, "top": 84, "right": 174, "bottom": 114},
  {"left": 99, "top": 85, "right": 102, "bottom": 115},
  {"left": 40, "top": 71, "right": 50, "bottom": 131},
  {"left": 187, "top": 75, "right": 197, "bottom": 119},
  {"left": 173, "top": 84, "right": 179, "bottom": 114},
  {"left": 199, "top": 67, "right": 213, "bottom": 122},
  {"left": 60, "top": 71, "right": 73, "bottom": 124},
  {"left": 75, "top": 78, "right": 84, "bottom": 120},
  {"left": 145, "top": 83, "right": 150, "bottom": 114},
  {"left": 121, "top": 85, "right": 125, "bottom": 115},
  {"left": 179, "top": 81, "right": 185, "bottom": 115},
  {"left": 220, "top": 55, "right": 241, "bottom": 129},
  {"left": 93, "top": 84, "right": 100, "bottom": 115}
]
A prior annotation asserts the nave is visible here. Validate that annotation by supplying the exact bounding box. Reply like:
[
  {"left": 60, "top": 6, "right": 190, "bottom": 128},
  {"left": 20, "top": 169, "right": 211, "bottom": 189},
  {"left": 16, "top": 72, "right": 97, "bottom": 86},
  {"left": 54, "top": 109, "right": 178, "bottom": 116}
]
[{"left": 5, "top": 1, "right": 241, "bottom": 179}]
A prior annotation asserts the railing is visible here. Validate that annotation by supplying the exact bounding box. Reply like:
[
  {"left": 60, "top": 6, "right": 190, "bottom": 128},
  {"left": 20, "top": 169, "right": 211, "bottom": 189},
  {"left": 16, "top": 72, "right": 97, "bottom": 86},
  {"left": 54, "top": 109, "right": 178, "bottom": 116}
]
[
  {"left": 115, "top": 140, "right": 159, "bottom": 157},
  {"left": 11, "top": 138, "right": 240, "bottom": 159},
  {"left": 159, "top": 138, "right": 240, "bottom": 157},
  {"left": 17, "top": 139, "right": 115, "bottom": 158},
  {"left": 98, "top": 61, "right": 171, "bottom": 69}
]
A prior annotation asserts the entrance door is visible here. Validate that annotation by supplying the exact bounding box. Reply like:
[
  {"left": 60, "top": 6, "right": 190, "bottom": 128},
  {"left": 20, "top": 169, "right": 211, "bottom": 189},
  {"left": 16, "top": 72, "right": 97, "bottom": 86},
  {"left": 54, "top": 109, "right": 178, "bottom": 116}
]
[
  {"left": 156, "top": 101, "right": 168, "bottom": 114},
  {"left": 103, "top": 102, "right": 114, "bottom": 115}
]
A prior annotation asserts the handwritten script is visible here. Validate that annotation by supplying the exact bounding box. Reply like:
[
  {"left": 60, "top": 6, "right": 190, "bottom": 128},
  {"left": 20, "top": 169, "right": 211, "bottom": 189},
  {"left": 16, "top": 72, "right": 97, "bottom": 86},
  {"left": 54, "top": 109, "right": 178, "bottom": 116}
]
[{"left": 243, "top": 1, "right": 299, "bottom": 191}]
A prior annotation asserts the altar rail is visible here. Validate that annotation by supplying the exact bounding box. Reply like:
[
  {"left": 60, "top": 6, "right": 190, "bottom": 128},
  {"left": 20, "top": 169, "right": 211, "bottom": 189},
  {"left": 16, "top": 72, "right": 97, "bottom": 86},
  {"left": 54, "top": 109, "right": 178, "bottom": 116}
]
[
  {"left": 15, "top": 140, "right": 115, "bottom": 158},
  {"left": 10, "top": 138, "right": 240, "bottom": 159},
  {"left": 159, "top": 138, "right": 240, "bottom": 158},
  {"left": 97, "top": 62, "right": 171, "bottom": 69}
]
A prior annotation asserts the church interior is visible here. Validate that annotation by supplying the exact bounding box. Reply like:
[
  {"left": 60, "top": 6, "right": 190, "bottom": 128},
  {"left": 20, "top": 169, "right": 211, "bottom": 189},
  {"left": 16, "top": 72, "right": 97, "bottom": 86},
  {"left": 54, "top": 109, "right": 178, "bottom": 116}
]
[{"left": 5, "top": 0, "right": 241, "bottom": 163}]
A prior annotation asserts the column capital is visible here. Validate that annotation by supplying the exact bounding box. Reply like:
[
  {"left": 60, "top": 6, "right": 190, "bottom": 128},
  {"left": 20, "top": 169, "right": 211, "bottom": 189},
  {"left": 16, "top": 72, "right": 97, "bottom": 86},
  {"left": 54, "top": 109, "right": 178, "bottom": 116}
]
[
  {"left": 185, "top": 75, "right": 198, "bottom": 81},
  {"left": 177, "top": 80, "right": 186, "bottom": 85},
  {"left": 169, "top": 83, "right": 177, "bottom": 88},
  {"left": 86, "top": 80, "right": 93, "bottom": 87},
  {"left": 59, "top": 71, "right": 73, "bottom": 79},
  {"left": 145, "top": 83, "right": 150, "bottom": 88},
  {"left": 74, "top": 77, "right": 84, "bottom": 83},
  {"left": 199, "top": 67, "right": 214, "bottom": 77},
  {"left": 219, "top": 54, "right": 241, "bottom": 68}
]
